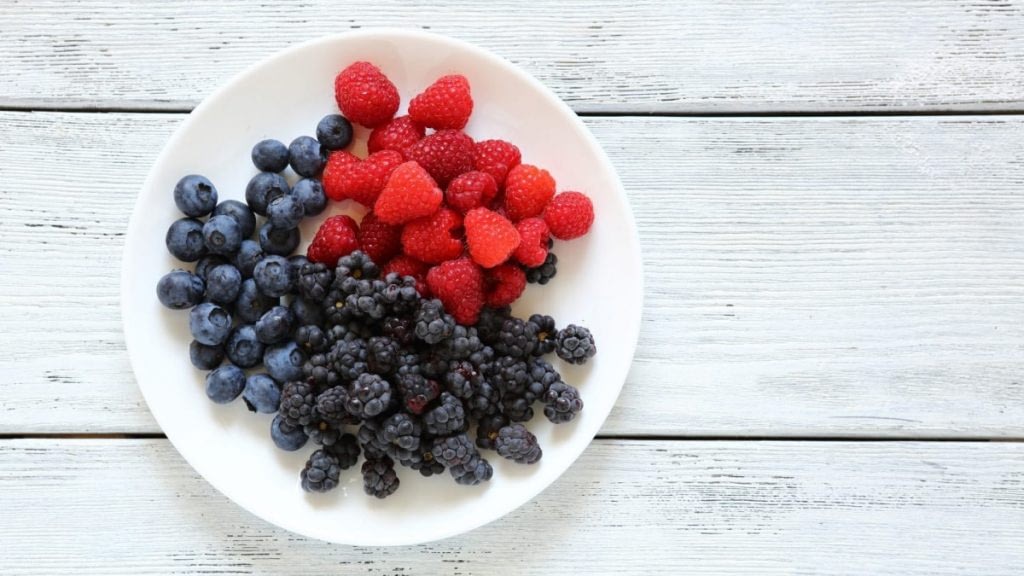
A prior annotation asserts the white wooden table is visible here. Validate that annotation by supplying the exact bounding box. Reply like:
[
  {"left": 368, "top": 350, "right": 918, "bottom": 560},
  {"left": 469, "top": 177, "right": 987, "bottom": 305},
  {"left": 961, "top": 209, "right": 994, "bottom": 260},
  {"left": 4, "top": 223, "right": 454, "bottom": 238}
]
[{"left": 2, "top": 2, "right": 1024, "bottom": 574}]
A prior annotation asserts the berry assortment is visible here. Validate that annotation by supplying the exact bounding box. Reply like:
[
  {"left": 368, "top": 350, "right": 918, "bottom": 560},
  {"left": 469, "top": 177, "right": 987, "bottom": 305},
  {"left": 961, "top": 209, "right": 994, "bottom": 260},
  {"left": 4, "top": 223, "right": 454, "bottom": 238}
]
[{"left": 156, "top": 61, "right": 596, "bottom": 499}]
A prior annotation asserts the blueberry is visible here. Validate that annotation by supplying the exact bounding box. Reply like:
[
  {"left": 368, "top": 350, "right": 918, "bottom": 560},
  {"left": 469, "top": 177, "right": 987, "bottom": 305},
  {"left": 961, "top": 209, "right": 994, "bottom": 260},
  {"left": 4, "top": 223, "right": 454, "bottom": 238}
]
[
  {"left": 251, "top": 139, "right": 290, "bottom": 173},
  {"left": 292, "top": 178, "right": 326, "bottom": 217},
  {"left": 173, "top": 175, "right": 218, "bottom": 217},
  {"left": 212, "top": 199, "right": 256, "bottom": 239},
  {"left": 156, "top": 269, "right": 205, "bottom": 309},
  {"left": 234, "top": 239, "right": 263, "bottom": 278},
  {"left": 267, "top": 194, "right": 304, "bottom": 230},
  {"left": 189, "top": 340, "right": 224, "bottom": 370},
  {"left": 194, "top": 254, "right": 228, "bottom": 280},
  {"left": 255, "top": 305, "right": 294, "bottom": 344},
  {"left": 205, "top": 264, "right": 242, "bottom": 304},
  {"left": 202, "top": 214, "right": 242, "bottom": 256},
  {"left": 258, "top": 222, "right": 300, "bottom": 256},
  {"left": 288, "top": 136, "right": 325, "bottom": 177},
  {"left": 245, "top": 172, "right": 290, "bottom": 216},
  {"left": 243, "top": 374, "right": 281, "bottom": 413},
  {"left": 166, "top": 217, "right": 207, "bottom": 262},
  {"left": 225, "top": 324, "right": 265, "bottom": 368},
  {"left": 316, "top": 114, "right": 353, "bottom": 150},
  {"left": 234, "top": 278, "right": 277, "bottom": 324},
  {"left": 290, "top": 297, "right": 323, "bottom": 326},
  {"left": 205, "top": 364, "right": 246, "bottom": 404},
  {"left": 271, "top": 414, "right": 308, "bottom": 451},
  {"left": 253, "top": 255, "right": 294, "bottom": 298},
  {"left": 189, "top": 302, "right": 232, "bottom": 346},
  {"left": 264, "top": 341, "right": 305, "bottom": 383}
]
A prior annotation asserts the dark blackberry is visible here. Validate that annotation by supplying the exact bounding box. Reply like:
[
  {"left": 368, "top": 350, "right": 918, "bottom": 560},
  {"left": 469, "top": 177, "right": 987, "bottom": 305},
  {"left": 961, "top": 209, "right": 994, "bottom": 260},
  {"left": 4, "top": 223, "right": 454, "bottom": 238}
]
[
  {"left": 295, "top": 324, "right": 329, "bottom": 354},
  {"left": 431, "top": 433, "right": 477, "bottom": 468},
  {"left": 419, "top": 351, "right": 449, "bottom": 379},
  {"left": 300, "top": 449, "right": 341, "bottom": 493},
  {"left": 527, "top": 314, "right": 557, "bottom": 356},
  {"left": 468, "top": 344, "right": 496, "bottom": 369},
  {"left": 302, "top": 352, "right": 339, "bottom": 389},
  {"left": 491, "top": 356, "right": 531, "bottom": 398},
  {"left": 475, "top": 413, "right": 509, "bottom": 450},
  {"left": 493, "top": 317, "right": 537, "bottom": 359},
  {"left": 435, "top": 325, "right": 483, "bottom": 362},
  {"left": 366, "top": 336, "right": 401, "bottom": 375},
  {"left": 377, "top": 273, "right": 421, "bottom": 316},
  {"left": 405, "top": 449, "right": 446, "bottom": 477},
  {"left": 475, "top": 306, "right": 510, "bottom": 345},
  {"left": 325, "top": 322, "right": 371, "bottom": 345},
  {"left": 357, "top": 419, "right": 388, "bottom": 460},
  {"left": 315, "top": 385, "right": 355, "bottom": 426},
  {"left": 524, "top": 357, "right": 561, "bottom": 401},
  {"left": 525, "top": 252, "right": 557, "bottom": 285},
  {"left": 500, "top": 395, "right": 534, "bottom": 423},
  {"left": 296, "top": 262, "right": 333, "bottom": 302},
  {"left": 326, "top": 433, "right": 361, "bottom": 469},
  {"left": 422, "top": 392, "right": 466, "bottom": 435},
  {"left": 495, "top": 423, "right": 542, "bottom": 464},
  {"left": 362, "top": 456, "right": 400, "bottom": 499},
  {"left": 444, "top": 360, "right": 481, "bottom": 400},
  {"left": 380, "top": 412, "right": 422, "bottom": 453},
  {"left": 341, "top": 276, "right": 389, "bottom": 320},
  {"left": 279, "top": 380, "right": 316, "bottom": 428},
  {"left": 414, "top": 299, "right": 455, "bottom": 344},
  {"left": 450, "top": 455, "right": 493, "bottom": 486},
  {"left": 555, "top": 324, "right": 596, "bottom": 365},
  {"left": 393, "top": 349, "right": 422, "bottom": 378},
  {"left": 322, "top": 286, "right": 354, "bottom": 326},
  {"left": 336, "top": 250, "right": 380, "bottom": 280},
  {"left": 466, "top": 377, "right": 500, "bottom": 420},
  {"left": 382, "top": 316, "right": 417, "bottom": 346},
  {"left": 397, "top": 373, "right": 440, "bottom": 415},
  {"left": 304, "top": 419, "right": 341, "bottom": 446},
  {"left": 328, "top": 338, "right": 368, "bottom": 382},
  {"left": 543, "top": 381, "right": 583, "bottom": 423},
  {"left": 345, "top": 373, "right": 392, "bottom": 419}
]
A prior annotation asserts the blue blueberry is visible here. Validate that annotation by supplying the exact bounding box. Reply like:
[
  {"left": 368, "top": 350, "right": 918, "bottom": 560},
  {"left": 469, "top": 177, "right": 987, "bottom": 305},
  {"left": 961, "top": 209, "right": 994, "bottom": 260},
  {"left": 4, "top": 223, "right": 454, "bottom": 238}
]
[
  {"left": 292, "top": 178, "right": 326, "bottom": 217},
  {"left": 166, "top": 217, "right": 207, "bottom": 262},
  {"left": 205, "top": 264, "right": 242, "bottom": 304},
  {"left": 189, "top": 302, "right": 232, "bottom": 346},
  {"left": 290, "top": 297, "right": 323, "bottom": 326},
  {"left": 205, "top": 364, "right": 246, "bottom": 404},
  {"left": 234, "top": 239, "right": 263, "bottom": 278},
  {"left": 173, "top": 175, "right": 218, "bottom": 217},
  {"left": 253, "top": 255, "right": 294, "bottom": 298},
  {"left": 212, "top": 199, "right": 256, "bottom": 239},
  {"left": 194, "top": 254, "right": 228, "bottom": 280},
  {"left": 189, "top": 340, "right": 224, "bottom": 370},
  {"left": 316, "top": 114, "right": 354, "bottom": 150},
  {"left": 258, "top": 222, "right": 300, "bottom": 256},
  {"left": 267, "top": 193, "right": 304, "bottom": 230},
  {"left": 225, "top": 324, "right": 265, "bottom": 368},
  {"left": 271, "top": 414, "right": 308, "bottom": 451},
  {"left": 156, "top": 269, "right": 205, "bottom": 309},
  {"left": 243, "top": 374, "right": 281, "bottom": 413},
  {"left": 288, "top": 136, "right": 325, "bottom": 177},
  {"left": 264, "top": 341, "right": 305, "bottom": 383},
  {"left": 234, "top": 278, "right": 277, "bottom": 324},
  {"left": 251, "top": 139, "right": 290, "bottom": 173},
  {"left": 255, "top": 305, "right": 294, "bottom": 344},
  {"left": 245, "top": 172, "right": 290, "bottom": 216},
  {"left": 202, "top": 214, "right": 242, "bottom": 256}
]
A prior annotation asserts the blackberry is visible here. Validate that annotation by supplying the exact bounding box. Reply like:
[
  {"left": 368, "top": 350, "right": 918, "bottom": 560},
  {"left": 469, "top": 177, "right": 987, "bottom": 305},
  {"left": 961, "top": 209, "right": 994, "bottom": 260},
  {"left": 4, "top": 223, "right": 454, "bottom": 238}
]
[
  {"left": 380, "top": 412, "right": 422, "bottom": 453},
  {"left": 302, "top": 353, "right": 339, "bottom": 389},
  {"left": 357, "top": 419, "right": 388, "bottom": 460},
  {"left": 525, "top": 252, "right": 557, "bottom": 284},
  {"left": 382, "top": 316, "right": 416, "bottom": 346},
  {"left": 345, "top": 373, "right": 392, "bottom": 419},
  {"left": 466, "top": 377, "right": 501, "bottom": 420},
  {"left": 422, "top": 392, "right": 466, "bottom": 435},
  {"left": 296, "top": 262, "right": 333, "bottom": 302},
  {"left": 525, "top": 358, "right": 561, "bottom": 401},
  {"left": 322, "top": 286, "right": 355, "bottom": 326},
  {"left": 377, "top": 273, "right": 420, "bottom": 316},
  {"left": 543, "top": 381, "right": 583, "bottom": 424},
  {"left": 444, "top": 360, "right": 482, "bottom": 400},
  {"left": 393, "top": 349, "right": 422, "bottom": 379},
  {"left": 279, "top": 380, "right": 316, "bottom": 428},
  {"left": 397, "top": 373, "right": 440, "bottom": 415},
  {"left": 435, "top": 325, "right": 483, "bottom": 362},
  {"left": 431, "top": 433, "right": 477, "bottom": 468},
  {"left": 495, "top": 423, "right": 542, "bottom": 464},
  {"left": 419, "top": 351, "right": 449, "bottom": 379},
  {"left": 326, "top": 433, "right": 361, "bottom": 469},
  {"left": 500, "top": 395, "right": 534, "bottom": 423},
  {"left": 324, "top": 322, "right": 370, "bottom": 346},
  {"left": 450, "top": 455, "right": 493, "bottom": 486},
  {"left": 295, "top": 324, "right": 328, "bottom": 354},
  {"left": 315, "top": 385, "right": 355, "bottom": 426},
  {"left": 328, "top": 338, "right": 368, "bottom": 382},
  {"left": 304, "top": 419, "right": 341, "bottom": 446},
  {"left": 362, "top": 456, "right": 400, "bottom": 499},
  {"left": 475, "top": 306, "right": 510, "bottom": 345},
  {"left": 405, "top": 449, "right": 446, "bottom": 477},
  {"left": 336, "top": 250, "right": 380, "bottom": 280},
  {"left": 414, "top": 299, "right": 455, "bottom": 344},
  {"left": 366, "top": 336, "right": 401, "bottom": 375},
  {"left": 475, "top": 414, "right": 509, "bottom": 450},
  {"left": 527, "top": 314, "right": 557, "bottom": 356},
  {"left": 341, "top": 276, "right": 389, "bottom": 320},
  {"left": 493, "top": 317, "right": 537, "bottom": 359},
  {"left": 491, "top": 356, "right": 531, "bottom": 398},
  {"left": 301, "top": 449, "right": 341, "bottom": 493},
  {"left": 555, "top": 324, "right": 596, "bottom": 365}
]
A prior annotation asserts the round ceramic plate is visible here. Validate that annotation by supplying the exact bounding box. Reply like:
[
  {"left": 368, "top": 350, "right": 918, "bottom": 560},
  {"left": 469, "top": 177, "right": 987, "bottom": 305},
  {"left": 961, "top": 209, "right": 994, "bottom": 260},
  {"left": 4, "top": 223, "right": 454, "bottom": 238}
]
[{"left": 122, "top": 29, "right": 642, "bottom": 546}]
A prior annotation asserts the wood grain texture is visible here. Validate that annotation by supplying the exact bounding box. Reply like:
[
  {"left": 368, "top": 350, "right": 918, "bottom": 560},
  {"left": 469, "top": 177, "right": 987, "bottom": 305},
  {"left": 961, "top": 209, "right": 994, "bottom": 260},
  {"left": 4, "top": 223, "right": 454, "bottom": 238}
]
[
  {"left": 2, "top": 0, "right": 1024, "bottom": 112},
  {"left": 1, "top": 439, "right": 1022, "bottom": 575}
]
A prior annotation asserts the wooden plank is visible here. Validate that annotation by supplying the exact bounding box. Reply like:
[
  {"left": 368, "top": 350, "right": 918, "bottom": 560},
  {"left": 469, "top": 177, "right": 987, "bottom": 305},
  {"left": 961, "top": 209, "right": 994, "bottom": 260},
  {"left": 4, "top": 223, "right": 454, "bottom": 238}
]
[
  {"left": 1, "top": 1, "right": 1024, "bottom": 112},
  {"left": 2, "top": 112, "right": 1024, "bottom": 436},
  {"left": 1, "top": 439, "right": 1022, "bottom": 574}
]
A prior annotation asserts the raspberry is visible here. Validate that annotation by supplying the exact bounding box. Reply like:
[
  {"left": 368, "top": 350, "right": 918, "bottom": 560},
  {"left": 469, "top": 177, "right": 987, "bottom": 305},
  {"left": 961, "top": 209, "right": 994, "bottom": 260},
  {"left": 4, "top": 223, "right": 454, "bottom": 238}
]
[
  {"left": 426, "top": 258, "right": 485, "bottom": 326},
  {"left": 357, "top": 211, "right": 402, "bottom": 264},
  {"left": 544, "top": 191, "right": 594, "bottom": 240},
  {"left": 472, "top": 139, "right": 521, "bottom": 188},
  {"left": 307, "top": 215, "right": 359, "bottom": 265},
  {"left": 382, "top": 255, "right": 429, "bottom": 297},
  {"left": 504, "top": 164, "right": 555, "bottom": 221},
  {"left": 334, "top": 61, "right": 399, "bottom": 128},
  {"left": 400, "top": 208, "right": 465, "bottom": 264},
  {"left": 408, "top": 74, "right": 474, "bottom": 130},
  {"left": 404, "top": 130, "right": 474, "bottom": 187},
  {"left": 322, "top": 150, "right": 403, "bottom": 206},
  {"left": 368, "top": 115, "right": 425, "bottom": 155},
  {"left": 374, "top": 161, "right": 444, "bottom": 225},
  {"left": 512, "top": 217, "right": 549, "bottom": 267},
  {"left": 484, "top": 263, "right": 526, "bottom": 307},
  {"left": 445, "top": 171, "right": 497, "bottom": 213},
  {"left": 464, "top": 208, "right": 520, "bottom": 269}
]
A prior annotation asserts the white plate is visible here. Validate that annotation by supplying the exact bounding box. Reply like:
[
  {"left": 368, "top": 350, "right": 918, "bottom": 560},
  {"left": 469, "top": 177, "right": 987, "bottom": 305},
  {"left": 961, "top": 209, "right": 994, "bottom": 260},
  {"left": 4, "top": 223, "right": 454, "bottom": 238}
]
[{"left": 122, "top": 29, "right": 642, "bottom": 546}]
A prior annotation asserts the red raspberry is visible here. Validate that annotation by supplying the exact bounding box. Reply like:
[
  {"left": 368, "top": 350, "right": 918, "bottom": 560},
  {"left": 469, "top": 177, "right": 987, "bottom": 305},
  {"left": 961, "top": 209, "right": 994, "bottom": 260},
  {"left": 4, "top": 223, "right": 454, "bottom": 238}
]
[
  {"left": 472, "top": 139, "right": 521, "bottom": 188},
  {"left": 512, "top": 217, "right": 549, "bottom": 267},
  {"left": 404, "top": 129, "right": 474, "bottom": 187},
  {"left": 307, "top": 215, "right": 359, "bottom": 265},
  {"left": 503, "top": 164, "right": 555, "bottom": 221},
  {"left": 382, "top": 254, "right": 430, "bottom": 296},
  {"left": 400, "top": 208, "right": 465, "bottom": 264},
  {"left": 464, "top": 208, "right": 521, "bottom": 269},
  {"left": 334, "top": 61, "right": 399, "bottom": 128},
  {"left": 484, "top": 263, "right": 527, "bottom": 307},
  {"left": 544, "top": 191, "right": 594, "bottom": 240},
  {"left": 445, "top": 171, "right": 497, "bottom": 213},
  {"left": 368, "top": 115, "right": 425, "bottom": 155},
  {"left": 426, "top": 258, "right": 485, "bottom": 325},
  {"left": 374, "top": 161, "right": 444, "bottom": 225},
  {"left": 357, "top": 211, "right": 402, "bottom": 264},
  {"left": 322, "top": 150, "right": 403, "bottom": 206},
  {"left": 408, "top": 74, "right": 474, "bottom": 130}
]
